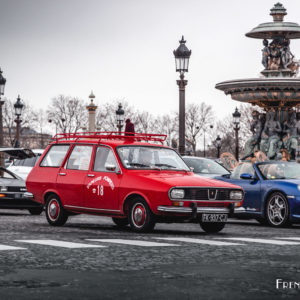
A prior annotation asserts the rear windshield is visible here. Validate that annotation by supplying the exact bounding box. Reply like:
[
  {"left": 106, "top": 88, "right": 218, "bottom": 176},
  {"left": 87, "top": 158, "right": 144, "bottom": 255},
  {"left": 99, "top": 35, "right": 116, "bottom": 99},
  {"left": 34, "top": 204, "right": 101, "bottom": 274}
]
[{"left": 13, "top": 155, "right": 40, "bottom": 167}]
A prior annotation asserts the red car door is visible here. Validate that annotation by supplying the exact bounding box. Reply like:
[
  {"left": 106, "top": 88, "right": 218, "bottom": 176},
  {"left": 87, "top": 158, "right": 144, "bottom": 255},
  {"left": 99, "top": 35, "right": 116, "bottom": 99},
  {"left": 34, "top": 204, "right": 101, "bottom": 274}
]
[
  {"left": 83, "top": 146, "right": 121, "bottom": 211},
  {"left": 56, "top": 144, "right": 93, "bottom": 208}
]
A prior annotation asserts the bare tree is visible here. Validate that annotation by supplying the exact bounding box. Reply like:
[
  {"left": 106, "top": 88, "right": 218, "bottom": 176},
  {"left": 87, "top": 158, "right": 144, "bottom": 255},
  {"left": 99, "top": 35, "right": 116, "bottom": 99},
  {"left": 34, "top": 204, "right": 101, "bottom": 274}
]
[
  {"left": 2, "top": 98, "right": 36, "bottom": 146},
  {"left": 185, "top": 102, "right": 214, "bottom": 154},
  {"left": 47, "top": 95, "right": 87, "bottom": 134}
]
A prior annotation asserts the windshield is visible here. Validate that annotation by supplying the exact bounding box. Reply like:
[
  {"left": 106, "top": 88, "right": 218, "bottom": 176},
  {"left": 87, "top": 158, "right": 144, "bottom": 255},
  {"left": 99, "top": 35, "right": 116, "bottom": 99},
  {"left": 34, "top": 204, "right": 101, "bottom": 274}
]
[
  {"left": 13, "top": 155, "right": 39, "bottom": 167},
  {"left": 117, "top": 146, "right": 190, "bottom": 171},
  {"left": 184, "top": 157, "right": 230, "bottom": 175},
  {"left": 258, "top": 162, "right": 300, "bottom": 180}
]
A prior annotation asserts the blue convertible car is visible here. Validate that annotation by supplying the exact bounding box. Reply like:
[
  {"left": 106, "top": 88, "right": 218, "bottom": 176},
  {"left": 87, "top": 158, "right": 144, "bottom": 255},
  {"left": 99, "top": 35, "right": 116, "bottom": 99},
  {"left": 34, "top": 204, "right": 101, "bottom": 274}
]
[{"left": 216, "top": 161, "right": 300, "bottom": 227}]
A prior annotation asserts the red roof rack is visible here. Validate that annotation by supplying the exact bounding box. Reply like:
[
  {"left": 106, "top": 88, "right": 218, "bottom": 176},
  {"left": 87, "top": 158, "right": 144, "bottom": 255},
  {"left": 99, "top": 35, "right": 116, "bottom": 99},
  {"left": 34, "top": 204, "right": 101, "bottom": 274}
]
[{"left": 52, "top": 131, "right": 167, "bottom": 143}]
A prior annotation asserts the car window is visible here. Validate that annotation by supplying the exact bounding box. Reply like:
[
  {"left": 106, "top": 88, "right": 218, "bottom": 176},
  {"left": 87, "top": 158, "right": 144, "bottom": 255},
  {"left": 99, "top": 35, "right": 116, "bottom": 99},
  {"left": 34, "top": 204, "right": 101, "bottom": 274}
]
[
  {"left": 231, "top": 163, "right": 255, "bottom": 179},
  {"left": 66, "top": 145, "right": 93, "bottom": 170},
  {"left": 117, "top": 146, "right": 189, "bottom": 170},
  {"left": 184, "top": 158, "right": 230, "bottom": 175},
  {"left": 40, "top": 145, "right": 70, "bottom": 167},
  {"left": 0, "top": 170, "right": 15, "bottom": 179},
  {"left": 13, "top": 159, "right": 25, "bottom": 166},
  {"left": 94, "top": 147, "right": 118, "bottom": 172}
]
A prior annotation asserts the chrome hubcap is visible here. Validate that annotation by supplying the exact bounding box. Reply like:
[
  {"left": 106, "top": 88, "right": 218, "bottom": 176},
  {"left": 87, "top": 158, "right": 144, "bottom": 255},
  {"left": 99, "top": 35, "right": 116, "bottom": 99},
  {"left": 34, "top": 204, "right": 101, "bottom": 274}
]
[
  {"left": 49, "top": 203, "right": 57, "bottom": 217},
  {"left": 48, "top": 199, "right": 59, "bottom": 221},
  {"left": 267, "top": 195, "right": 287, "bottom": 226},
  {"left": 132, "top": 203, "right": 146, "bottom": 228}
]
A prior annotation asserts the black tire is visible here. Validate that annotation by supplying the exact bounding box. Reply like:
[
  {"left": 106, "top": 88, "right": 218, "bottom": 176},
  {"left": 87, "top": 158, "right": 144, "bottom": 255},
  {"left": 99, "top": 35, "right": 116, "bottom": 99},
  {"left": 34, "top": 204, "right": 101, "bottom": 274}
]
[
  {"left": 128, "top": 198, "right": 155, "bottom": 232},
  {"left": 45, "top": 195, "right": 68, "bottom": 226},
  {"left": 28, "top": 207, "right": 43, "bottom": 215},
  {"left": 112, "top": 217, "right": 129, "bottom": 228},
  {"left": 265, "top": 192, "right": 290, "bottom": 227},
  {"left": 200, "top": 222, "right": 226, "bottom": 233}
]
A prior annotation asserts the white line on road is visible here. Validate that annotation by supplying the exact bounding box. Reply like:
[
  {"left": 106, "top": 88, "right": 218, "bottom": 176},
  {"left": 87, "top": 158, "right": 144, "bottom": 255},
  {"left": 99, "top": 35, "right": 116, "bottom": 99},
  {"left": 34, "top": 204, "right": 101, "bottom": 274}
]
[
  {"left": 0, "top": 244, "right": 26, "bottom": 251},
  {"left": 156, "top": 237, "right": 244, "bottom": 246},
  {"left": 219, "top": 238, "right": 300, "bottom": 245},
  {"left": 275, "top": 237, "right": 300, "bottom": 241},
  {"left": 86, "top": 239, "right": 178, "bottom": 247},
  {"left": 15, "top": 240, "right": 106, "bottom": 249}
]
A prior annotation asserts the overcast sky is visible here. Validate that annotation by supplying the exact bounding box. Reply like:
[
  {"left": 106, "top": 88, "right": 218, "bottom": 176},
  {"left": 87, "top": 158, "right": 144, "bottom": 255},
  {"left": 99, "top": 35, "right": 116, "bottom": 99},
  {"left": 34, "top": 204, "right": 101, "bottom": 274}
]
[{"left": 1, "top": 0, "right": 300, "bottom": 120}]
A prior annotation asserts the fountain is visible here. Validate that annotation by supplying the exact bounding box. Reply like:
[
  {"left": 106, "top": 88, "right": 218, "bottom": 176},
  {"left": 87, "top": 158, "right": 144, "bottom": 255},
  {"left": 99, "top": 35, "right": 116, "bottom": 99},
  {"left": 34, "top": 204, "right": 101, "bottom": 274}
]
[{"left": 216, "top": 3, "right": 300, "bottom": 160}]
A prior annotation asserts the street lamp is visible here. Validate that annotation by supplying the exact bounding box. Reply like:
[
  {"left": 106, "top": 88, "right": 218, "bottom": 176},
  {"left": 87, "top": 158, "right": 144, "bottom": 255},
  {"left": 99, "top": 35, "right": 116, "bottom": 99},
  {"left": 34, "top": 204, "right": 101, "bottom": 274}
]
[
  {"left": 14, "top": 95, "right": 24, "bottom": 148},
  {"left": 0, "top": 68, "right": 7, "bottom": 167},
  {"left": 174, "top": 36, "right": 191, "bottom": 155},
  {"left": 203, "top": 124, "right": 213, "bottom": 157},
  {"left": 215, "top": 135, "right": 222, "bottom": 158},
  {"left": 116, "top": 103, "right": 125, "bottom": 134},
  {"left": 232, "top": 107, "right": 241, "bottom": 160}
]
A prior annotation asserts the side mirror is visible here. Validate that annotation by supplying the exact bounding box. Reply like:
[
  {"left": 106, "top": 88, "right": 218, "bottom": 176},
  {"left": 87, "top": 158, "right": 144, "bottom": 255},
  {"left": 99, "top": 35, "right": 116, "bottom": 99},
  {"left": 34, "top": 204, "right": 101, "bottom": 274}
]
[
  {"left": 240, "top": 173, "right": 254, "bottom": 180},
  {"left": 105, "top": 164, "right": 116, "bottom": 172}
]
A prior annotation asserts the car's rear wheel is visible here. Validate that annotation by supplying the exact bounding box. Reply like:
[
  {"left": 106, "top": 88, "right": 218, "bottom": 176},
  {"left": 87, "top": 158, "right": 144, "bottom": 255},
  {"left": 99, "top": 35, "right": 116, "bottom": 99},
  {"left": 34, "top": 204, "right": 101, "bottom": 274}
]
[
  {"left": 28, "top": 207, "right": 43, "bottom": 215},
  {"left": 266, "top": 192, "right": 290, "bottom": 227},
  {"left": 129, "top": 198, "right": 155, "bottom": 232},
  {"left": 45, "top": 195, "right": 68, "bottom": 226},
  {"left": 112, "top": 217, "right": 129, "bottom": 228},
  {"left": 199, "top": 222, "right": 226, "bottom": 233}
]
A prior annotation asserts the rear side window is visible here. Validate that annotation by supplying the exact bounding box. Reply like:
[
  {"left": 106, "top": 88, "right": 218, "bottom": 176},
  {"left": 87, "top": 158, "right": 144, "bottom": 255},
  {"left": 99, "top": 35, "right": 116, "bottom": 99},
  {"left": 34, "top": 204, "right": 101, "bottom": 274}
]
[
  {"left": 40, "top": 145, "right": 70, "bottom": 167},
  {"left": 66, "top": 145, "right": 93, "bottom": 170}
]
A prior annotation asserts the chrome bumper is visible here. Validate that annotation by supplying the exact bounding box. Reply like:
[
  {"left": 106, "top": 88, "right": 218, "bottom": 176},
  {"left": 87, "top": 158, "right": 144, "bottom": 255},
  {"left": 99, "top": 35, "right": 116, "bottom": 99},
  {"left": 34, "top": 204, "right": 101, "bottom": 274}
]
[
  {"left": 157, "top": 206, "right": 231, "bottom": 214},
  {"left": 234, "top": 207, "right": 246, "bottom": 213},
  {"left": 24, "top": 192, "right": 34, "bottom": 198}
]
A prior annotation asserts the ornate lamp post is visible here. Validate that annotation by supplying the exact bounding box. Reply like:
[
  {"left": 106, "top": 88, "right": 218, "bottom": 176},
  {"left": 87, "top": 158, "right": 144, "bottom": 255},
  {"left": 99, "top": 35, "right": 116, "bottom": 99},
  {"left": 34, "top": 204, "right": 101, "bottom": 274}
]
[
  {"left": 174, "top": 36, "right": 191, "bottom": 155},
  {"left": 0, "top": 68, "right": 6, "bottom": 166},
  {"left": 215, "top": 135, "right": 221, "bottom": 158},
  {"left": 14, "top": 95, "right": 24, "bottom": 148},
  {"left": 116, "top": 103, "right": 125, "bottom": 134},
  {"left": 232, "top": 107, "right": 241, "bottom": 160}
]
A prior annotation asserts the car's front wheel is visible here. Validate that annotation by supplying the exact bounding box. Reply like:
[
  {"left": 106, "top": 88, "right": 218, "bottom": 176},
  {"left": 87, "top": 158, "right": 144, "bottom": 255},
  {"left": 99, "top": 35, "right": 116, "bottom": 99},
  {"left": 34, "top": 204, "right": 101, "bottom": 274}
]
[
  {"left": 45, "top": 195, "right": 68, "bottom": 226},
  {"left": 28, "top": 207, "right": 43, "bottom": 215},
  {"left": 265, "top": 192, "right": 290, "bottom": 227},
  {"left": 129, "top": 198, "right": 155, "bottom": 232},
  {"left": 199, "top": 222, "right": 226, "bottom": 233}
]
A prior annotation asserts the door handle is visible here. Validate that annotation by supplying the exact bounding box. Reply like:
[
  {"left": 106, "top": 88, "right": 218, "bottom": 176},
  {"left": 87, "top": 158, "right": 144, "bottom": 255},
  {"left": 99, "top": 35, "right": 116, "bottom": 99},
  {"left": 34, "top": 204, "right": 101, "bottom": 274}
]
[
  {"left": 87, "top": 174, "right": 95, "bottom": 177},
  {"left": 58, "top": 173, "right": 66, "bottom": 176}
]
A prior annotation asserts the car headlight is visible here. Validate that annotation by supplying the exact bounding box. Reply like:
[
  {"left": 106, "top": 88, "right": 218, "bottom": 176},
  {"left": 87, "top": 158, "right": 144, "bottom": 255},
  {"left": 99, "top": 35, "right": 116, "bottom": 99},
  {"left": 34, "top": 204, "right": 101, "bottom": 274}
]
[
  {"left": 170, "top": 189, "right": 185, "bottom": 199},
  {"left": 230, "top": 190, "right": 243, "bottom": 200},
  {"left": 0, "top": 187, "right": 7, "bottom": 192}
]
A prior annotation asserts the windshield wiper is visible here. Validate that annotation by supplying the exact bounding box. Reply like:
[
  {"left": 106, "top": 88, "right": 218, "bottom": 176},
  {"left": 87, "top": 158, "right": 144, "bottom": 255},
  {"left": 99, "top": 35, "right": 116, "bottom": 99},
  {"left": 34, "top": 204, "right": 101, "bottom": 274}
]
[
  {"left": 129, "top": 163, "right": 149, "bottom": 168},
  {"left": 154, "top": 163, "right": 176, "bottom": 169}
]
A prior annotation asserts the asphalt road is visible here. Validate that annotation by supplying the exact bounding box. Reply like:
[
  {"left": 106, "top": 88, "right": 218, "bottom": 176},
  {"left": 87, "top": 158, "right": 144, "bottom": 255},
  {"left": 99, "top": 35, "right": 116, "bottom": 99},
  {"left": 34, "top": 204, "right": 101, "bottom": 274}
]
[{"left": 0, "top": 210, "right": 300, "bottom": 300}]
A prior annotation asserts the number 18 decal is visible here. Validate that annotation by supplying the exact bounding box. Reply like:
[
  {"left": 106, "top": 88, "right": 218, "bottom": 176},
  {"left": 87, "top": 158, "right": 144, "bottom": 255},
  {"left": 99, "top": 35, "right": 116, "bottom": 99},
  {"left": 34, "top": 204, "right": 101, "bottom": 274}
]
[{"left": 97, "top": 185, "right": 104, "bottom": 196}]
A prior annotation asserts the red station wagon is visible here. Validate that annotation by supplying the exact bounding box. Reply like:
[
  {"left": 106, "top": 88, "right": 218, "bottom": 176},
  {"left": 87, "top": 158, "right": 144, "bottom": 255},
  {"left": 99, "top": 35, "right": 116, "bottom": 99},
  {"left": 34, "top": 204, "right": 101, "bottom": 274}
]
[{"left": 26, "top": 132, "right": 244, "bottom": 233}]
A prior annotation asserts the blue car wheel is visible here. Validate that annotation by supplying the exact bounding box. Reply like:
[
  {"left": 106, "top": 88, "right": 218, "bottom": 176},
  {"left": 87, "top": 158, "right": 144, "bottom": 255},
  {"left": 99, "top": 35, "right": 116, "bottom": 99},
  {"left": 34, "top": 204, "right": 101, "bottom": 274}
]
[{"left": 266, "top": 192, "right": 290, "bottom": 227}]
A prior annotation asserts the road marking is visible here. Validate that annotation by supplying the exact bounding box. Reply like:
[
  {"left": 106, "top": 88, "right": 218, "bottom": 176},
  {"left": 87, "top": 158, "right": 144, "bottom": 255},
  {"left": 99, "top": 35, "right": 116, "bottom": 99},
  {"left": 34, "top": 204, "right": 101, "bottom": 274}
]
[
  {"left": 219, "top": 238, "right": 300, "bottom": 245},
  {"left": 15, "top": 240, "right": 106, "bottom": 249},
  {"left": 0, "top": 244, "right": 26, "bottom": 251},
  {"left": 156, "top": 237, "right": 244, "bottom": 246},
  {"left": 276, "top": 237, "right": 300, "bottom": 241},
  {"left": 86, "top": 239, "right": 178, "bottom": 247}
]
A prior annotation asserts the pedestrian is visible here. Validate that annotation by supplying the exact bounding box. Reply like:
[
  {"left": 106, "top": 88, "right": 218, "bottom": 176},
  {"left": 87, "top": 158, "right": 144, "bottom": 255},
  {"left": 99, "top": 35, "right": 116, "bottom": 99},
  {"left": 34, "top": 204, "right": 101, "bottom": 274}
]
[{"left": 125, "top": 119, "right": 135, "bottom": 136}]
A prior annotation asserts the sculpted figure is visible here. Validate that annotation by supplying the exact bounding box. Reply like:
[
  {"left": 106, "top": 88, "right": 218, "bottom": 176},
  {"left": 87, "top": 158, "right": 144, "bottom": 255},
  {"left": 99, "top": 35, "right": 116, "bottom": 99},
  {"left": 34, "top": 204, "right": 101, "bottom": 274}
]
[
  {"left": 281, "top": 39, "right": 294, "bottom": 69},
  {"left": 262, "top": 39, "right": 270, "bottom": 69},
  {"left": 242, "top": 111, "right": 263, "bottom": 159},
  {"left": 282, "top": 111, "right": 298, "bottom": 160},
  {"left": 260, "top": 110, "right": 282, "bottom": 159}
]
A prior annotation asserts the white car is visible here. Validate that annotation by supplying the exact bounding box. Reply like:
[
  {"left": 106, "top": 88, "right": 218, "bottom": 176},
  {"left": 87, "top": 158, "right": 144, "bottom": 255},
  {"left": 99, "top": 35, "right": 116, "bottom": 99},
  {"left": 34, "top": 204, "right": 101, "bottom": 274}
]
[{"left": 7, "top": 149, "right": 44, "bottom": 180}]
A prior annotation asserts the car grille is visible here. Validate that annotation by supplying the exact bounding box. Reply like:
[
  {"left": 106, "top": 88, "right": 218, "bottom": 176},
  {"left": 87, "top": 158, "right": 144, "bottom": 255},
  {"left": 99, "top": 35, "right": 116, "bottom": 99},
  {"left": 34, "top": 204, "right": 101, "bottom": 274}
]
[
  {"left": 182, "top": 188, "right": 235, "bottom": 201},
  {"left": 7, "top": 186, "right": 24, "bottom": 192}
]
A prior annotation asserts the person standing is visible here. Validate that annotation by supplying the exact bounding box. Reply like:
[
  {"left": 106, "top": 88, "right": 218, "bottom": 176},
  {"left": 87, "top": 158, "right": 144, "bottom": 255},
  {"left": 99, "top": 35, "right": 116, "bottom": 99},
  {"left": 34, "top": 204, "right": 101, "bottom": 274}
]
[{"left": 125, "top": 119, "right": 135, "bottom": 136}]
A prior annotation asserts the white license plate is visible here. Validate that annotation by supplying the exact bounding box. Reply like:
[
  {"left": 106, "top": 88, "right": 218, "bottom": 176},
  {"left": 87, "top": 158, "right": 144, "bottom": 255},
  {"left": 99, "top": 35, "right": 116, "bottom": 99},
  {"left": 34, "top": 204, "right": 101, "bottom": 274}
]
[{"left": 202, "top": 214, "right": 228, "bottom": 222}]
